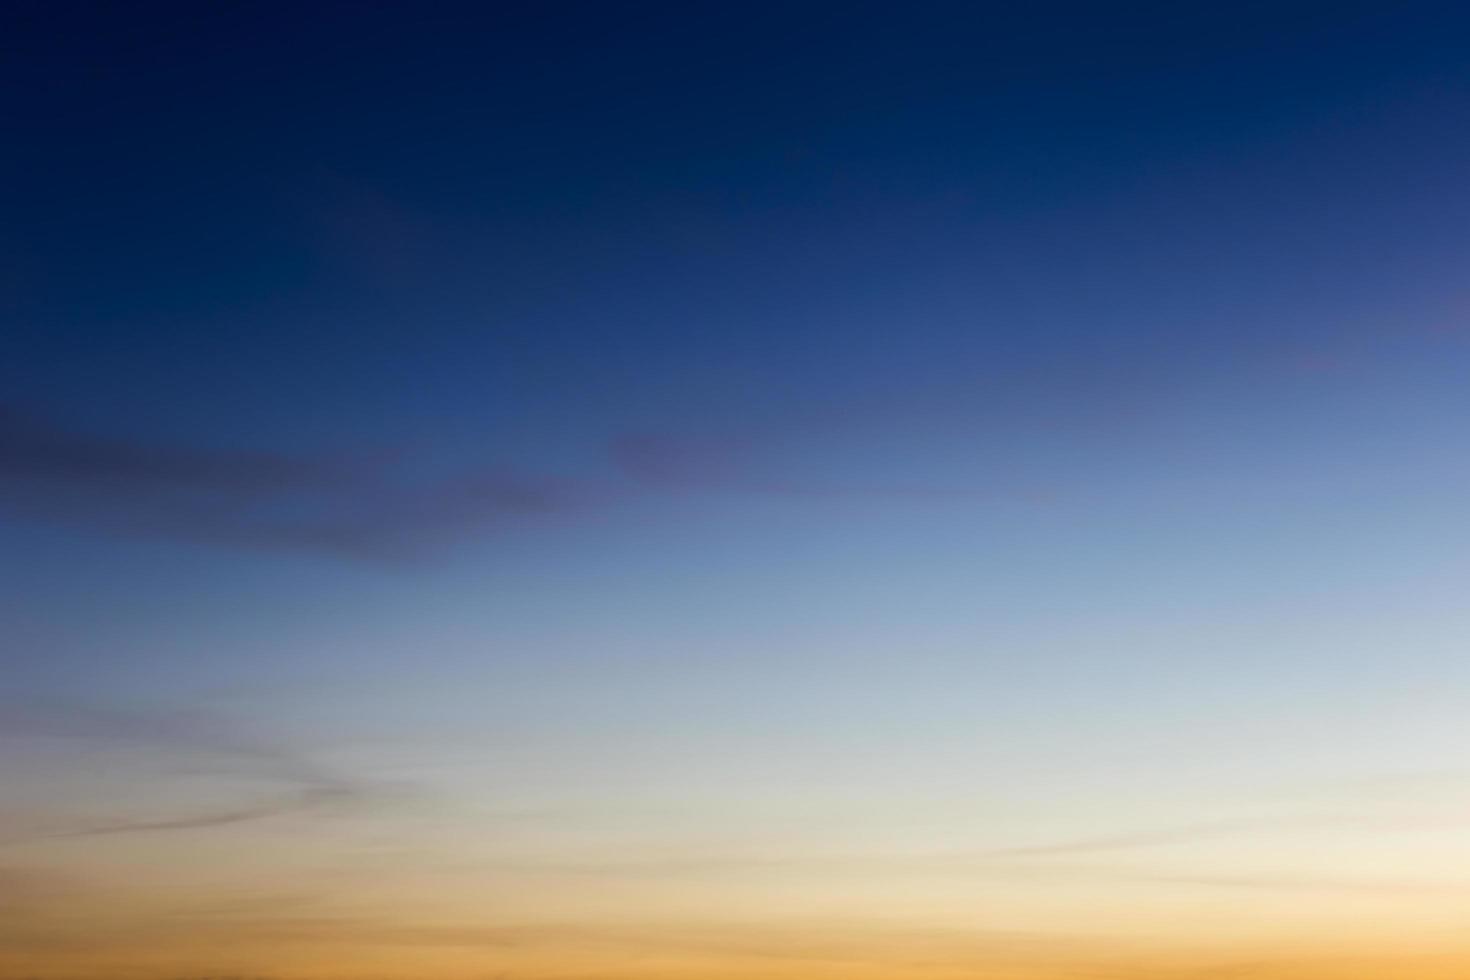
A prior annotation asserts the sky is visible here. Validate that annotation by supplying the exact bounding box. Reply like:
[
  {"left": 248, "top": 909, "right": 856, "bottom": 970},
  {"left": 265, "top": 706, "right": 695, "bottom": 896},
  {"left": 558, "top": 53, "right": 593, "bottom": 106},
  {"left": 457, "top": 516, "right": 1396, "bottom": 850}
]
[{"left": 5, "top": 2, "right": 1470, "bottom": 977}]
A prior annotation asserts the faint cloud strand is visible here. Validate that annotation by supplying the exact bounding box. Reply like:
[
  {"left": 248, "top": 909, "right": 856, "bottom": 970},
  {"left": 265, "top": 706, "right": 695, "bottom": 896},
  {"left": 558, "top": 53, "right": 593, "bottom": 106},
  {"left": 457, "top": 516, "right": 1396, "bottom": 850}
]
[
  {"left": 0, "top": 405, "right": 597, "bottom": 559},
  {"left": 0, "top": 698, "right": 374, "bottom": 844}
]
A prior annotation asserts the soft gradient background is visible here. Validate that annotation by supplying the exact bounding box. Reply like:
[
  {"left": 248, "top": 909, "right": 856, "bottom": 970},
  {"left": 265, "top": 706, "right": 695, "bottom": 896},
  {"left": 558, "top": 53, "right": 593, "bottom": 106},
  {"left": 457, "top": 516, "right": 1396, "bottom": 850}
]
[{"left": 6, "top": 3, "right": 1470, "bottom": 977}]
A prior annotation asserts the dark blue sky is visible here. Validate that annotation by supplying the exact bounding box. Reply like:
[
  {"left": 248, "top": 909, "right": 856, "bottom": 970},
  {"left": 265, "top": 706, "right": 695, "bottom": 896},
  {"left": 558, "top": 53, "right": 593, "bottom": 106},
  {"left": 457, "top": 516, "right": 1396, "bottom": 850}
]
[
  {"left": 6, "top": 0, "right": 1470, "bottom": 658},
  {"left": 4, "top": 1, "right": 1470, "bottom": 608},
  {"left": 8, "top": 2, "right": 1470, "bottom": 447}
]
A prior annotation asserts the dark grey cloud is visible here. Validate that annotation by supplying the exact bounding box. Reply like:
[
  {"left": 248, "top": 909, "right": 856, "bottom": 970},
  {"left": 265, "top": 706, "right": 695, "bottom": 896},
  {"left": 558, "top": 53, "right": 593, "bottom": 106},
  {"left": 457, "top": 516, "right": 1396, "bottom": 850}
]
[
  {"left": 0, "top": 405, "right": 597, "bottom": 559},
  {"left": 0, "top": 405, "right": 355, "bottom": 493},
  {"left": 0, "top": 401, "right": 1059, "bottom": 560}
]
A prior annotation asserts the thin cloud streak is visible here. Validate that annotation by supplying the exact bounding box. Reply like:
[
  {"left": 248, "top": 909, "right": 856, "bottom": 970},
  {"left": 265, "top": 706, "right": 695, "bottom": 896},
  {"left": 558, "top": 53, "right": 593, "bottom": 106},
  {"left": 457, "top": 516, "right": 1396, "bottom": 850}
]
[
  {"left": 0, "top": 405, "right": 599, "bottom": 559},
  {"left": 41, "top": 787, "right": 359, "bottom": 841},
  {"left": 0, "top": 402, "right": 1060, "bottom": 559},
  {"left": 0, "top": 405, "right": 358, "bottom": 493},
  {"left": 0, "top": 698, "right": 375, "bottom": 845},
  {"left": 975, "top": 810, "right": 1470, "bottom": 859},
  {"left": 0, "top": 698, "right": 333, "bottom": 786},
  {"left": 610, "top": 431, "right": 1057, "bottom": 504}
]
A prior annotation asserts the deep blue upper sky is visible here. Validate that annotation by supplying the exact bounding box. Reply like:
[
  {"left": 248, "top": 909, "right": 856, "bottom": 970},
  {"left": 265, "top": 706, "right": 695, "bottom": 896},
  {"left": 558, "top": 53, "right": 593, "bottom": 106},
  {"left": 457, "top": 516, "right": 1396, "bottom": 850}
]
[
  {"left": 6, "top": 2, "right": 1470, "bottom": 678},
  {"left": 8, "top": 2, "right": 1470, "bottom": 440}
]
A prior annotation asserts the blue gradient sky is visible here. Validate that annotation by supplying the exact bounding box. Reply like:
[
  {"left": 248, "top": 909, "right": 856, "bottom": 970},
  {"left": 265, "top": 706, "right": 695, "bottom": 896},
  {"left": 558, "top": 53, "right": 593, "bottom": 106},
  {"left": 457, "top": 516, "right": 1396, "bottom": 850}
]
[{"left": 6, "top": 3, "right": 1470, "bottom": 978}]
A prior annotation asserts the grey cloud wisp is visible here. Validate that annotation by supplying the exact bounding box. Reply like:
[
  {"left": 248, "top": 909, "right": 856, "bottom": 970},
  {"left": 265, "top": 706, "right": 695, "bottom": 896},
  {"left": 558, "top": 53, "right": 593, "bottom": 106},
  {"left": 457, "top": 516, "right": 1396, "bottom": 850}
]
[
  {"left": 0, "top": 698, "right": 373, "bottom": 845},
  {"left": 0, "top": 405, "right": 594, "bottom": 559}
]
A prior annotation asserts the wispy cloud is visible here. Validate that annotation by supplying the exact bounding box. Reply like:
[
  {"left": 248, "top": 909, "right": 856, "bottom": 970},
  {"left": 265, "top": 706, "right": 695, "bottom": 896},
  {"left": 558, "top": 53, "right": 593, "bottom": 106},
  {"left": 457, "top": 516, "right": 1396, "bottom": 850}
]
[
  {"left": 1120, "top": 871, "right": 1470, "bottom": 895},
  {"left": 0, "top": 906, "right": 1141, "bottom": 973},
  {"left": 42, "top": 786, "right": 360, "bottom": 841},
  {"left": 0, "top": 405, "right": 355, "bottom": 493},
  {"left": 976, "top": 817, "right": 1287, "bottom": 858},
  {"left": 0, "top": 698, "right": 374, "bottom": 844},
  {"left": 611, "top": 430, "right": 1056, "bottom": 503},
  {"left": 0, "top": 400, "right": 1061, "bottom": 559},
  {"left": 0, "top": 698, "right": 331, "bottom": 783},
  {"left": 0, "top": 405, "right": 597, "bottom": 559},
  {"left": 976, "top": 809, "right": 1470, "bottom": 859}
]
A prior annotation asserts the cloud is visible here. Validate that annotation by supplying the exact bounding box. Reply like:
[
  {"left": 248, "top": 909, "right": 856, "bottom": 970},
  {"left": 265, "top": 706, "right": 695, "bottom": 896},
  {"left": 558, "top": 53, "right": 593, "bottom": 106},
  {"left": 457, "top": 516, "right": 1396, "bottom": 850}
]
[
  {"left": 0, "top": 400, "right": 1058, "bottom": 560},
  {"left": 976, "top": 817, "right": 1282, "bottom": 858},
  {"left": 0, "top": 405, "right": 355, "bottom": 493},
  {"left": 611, "top": 432, "right": 752, "bottom": 489},
  {"left": 0, "top": 698, "right": 374, "bottom": 844},
  {"left": 43, "top": 786, "right": 358, "bottom": 840},
  {"left": 0, "top": 405, "right": 597, "bottom": 559},
  {"left": 0, "top": 906, "right": 1134, "bottom": 973},
  {"left": 1120, "top": 871, "right": 1470, "bottom": 895},
  {"left": 611, "top": 430, "right": 1055, "bottom": 503},
  {"left": 0, "top": 698, "right": 330, "bottom": 783},
  {"left": 975, "top": 808, "right": 1470, "bottom": 860}
]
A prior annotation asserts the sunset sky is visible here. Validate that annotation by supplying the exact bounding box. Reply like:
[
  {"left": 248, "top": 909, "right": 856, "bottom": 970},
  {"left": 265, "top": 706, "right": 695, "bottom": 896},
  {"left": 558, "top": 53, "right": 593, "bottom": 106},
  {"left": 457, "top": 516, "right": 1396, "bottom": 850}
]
[{"left": 6, "top": 3, "right": 1470, "bottom": 978}]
